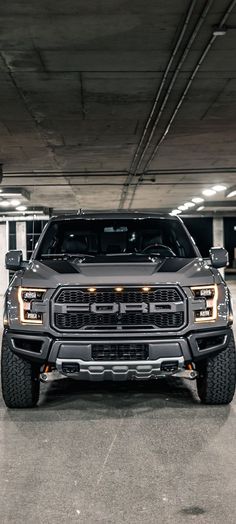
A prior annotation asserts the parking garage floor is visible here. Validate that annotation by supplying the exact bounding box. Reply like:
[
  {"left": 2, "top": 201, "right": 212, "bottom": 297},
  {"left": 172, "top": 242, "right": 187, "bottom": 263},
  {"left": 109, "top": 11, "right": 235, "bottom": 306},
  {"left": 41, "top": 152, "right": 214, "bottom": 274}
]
[{"left": 0, "top": 283, "right": 236, "bottom": 524}]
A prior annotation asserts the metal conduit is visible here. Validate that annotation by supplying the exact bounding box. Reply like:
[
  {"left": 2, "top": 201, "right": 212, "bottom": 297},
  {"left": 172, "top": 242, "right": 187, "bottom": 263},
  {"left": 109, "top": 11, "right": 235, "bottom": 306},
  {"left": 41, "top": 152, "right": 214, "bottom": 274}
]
[
  {"left": 128, "top": 0, "right": 236, "bottom": 209},
  {"left": 127, "top": 0, "right": 197, "bottom": 177},
  {"left": 119, "top": 0, "right": 213, "bottom": 209}
]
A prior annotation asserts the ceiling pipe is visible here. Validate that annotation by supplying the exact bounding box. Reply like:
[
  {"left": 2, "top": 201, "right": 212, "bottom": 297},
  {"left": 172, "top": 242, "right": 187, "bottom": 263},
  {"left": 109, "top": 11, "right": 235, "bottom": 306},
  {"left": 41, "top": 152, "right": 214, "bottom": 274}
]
[
  {"left": 119, "top": 0, "right": 213, "bottom": 209},
  {"left": 128, "top": 0, "right": 236, "bottom": 209},
  {"left": 3, "top": 167, "right": 236, "bottom": 177},
  {"left": 126, "top": 0, "right": 197, "bottom": 177}
]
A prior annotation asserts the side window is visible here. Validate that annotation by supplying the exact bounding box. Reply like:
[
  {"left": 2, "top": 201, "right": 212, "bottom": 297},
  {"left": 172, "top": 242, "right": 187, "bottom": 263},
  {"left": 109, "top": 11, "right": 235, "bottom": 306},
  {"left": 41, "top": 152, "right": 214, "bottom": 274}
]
[{"left": 26, "top": 220, "right": 48, "bottom": 259}]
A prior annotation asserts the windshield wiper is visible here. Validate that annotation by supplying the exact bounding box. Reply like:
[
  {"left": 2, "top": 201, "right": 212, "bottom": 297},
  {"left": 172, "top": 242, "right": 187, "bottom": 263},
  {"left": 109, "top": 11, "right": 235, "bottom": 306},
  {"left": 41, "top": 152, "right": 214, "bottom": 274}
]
[{"left": 40, "top": 253, "right": 95, "bottom": 260}]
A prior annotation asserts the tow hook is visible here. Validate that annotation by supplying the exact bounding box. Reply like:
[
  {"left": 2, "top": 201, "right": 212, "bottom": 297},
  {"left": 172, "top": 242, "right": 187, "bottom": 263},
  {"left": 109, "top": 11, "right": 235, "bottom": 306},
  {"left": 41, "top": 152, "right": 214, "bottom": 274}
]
[
  {"left": 40, "top": 364, "right": 52, "bottom": 383},
  {"left": 174, "top": 363, "right": 198, "bottom": 380},
  {"left": 40, "top": 364, "right": 63, "bottom": 383},
  {"left": 186, "top": 363, "right": 198, "bottom": 379},
  {"left": 189, "top": 370, "right": 198, "bottom": 380}
]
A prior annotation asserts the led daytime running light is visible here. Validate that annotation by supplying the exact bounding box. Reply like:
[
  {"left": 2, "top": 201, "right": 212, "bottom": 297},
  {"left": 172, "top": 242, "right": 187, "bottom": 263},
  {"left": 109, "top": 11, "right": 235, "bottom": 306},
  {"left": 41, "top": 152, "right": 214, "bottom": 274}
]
[
  {"left": 191, "top": 284, "right": 218, "bottom": 322},
  {"left": 18, "top": 287, "right": 46, "bottom": 324}
]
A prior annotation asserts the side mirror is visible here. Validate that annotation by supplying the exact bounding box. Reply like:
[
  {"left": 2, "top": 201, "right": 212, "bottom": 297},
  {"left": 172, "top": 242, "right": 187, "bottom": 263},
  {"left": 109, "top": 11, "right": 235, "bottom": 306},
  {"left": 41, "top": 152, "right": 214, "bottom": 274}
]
[
  {"left": 5, "top": 250, "right": 23, "bottom": 271},
  {"left": 209, "top": 247, "right": 229, "bottom": 268}
]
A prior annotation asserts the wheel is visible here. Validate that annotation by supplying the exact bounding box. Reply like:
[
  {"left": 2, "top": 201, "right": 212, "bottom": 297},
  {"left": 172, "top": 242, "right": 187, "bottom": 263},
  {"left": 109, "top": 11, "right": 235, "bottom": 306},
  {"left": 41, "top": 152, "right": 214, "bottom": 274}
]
[
  {"left": 1, "top": 337, "right": 40, "bottom": 408},
  {"left": 196, "top": 333, "right": 236, "bottom": 405}
]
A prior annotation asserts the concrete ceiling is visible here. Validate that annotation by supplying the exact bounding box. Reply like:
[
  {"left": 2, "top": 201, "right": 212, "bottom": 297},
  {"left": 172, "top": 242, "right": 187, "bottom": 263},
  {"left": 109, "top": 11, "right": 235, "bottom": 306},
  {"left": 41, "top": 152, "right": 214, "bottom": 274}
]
[{"left": 0, "top": 0, "right": 236, "bottom": 214}]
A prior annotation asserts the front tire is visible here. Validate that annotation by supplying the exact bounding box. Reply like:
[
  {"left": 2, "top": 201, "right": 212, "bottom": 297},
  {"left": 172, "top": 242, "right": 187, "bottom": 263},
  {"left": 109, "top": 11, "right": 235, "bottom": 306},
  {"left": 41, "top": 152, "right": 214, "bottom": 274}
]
[
  {"left": 196, "top": 333, "right": 236, "bottom": 405},
  {"left": 1, "top": 337, "right": 40, "bottom": 408}
]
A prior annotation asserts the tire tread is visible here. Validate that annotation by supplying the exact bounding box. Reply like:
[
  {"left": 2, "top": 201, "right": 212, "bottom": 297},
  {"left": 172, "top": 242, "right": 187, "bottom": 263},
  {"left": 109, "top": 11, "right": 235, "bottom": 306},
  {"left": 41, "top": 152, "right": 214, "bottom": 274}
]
[
  {"left": 197, "top": 333, "right": 236, "bottom": 405},
  {"left": 1, "top": 337, "right": 40, "bottom": 408}
]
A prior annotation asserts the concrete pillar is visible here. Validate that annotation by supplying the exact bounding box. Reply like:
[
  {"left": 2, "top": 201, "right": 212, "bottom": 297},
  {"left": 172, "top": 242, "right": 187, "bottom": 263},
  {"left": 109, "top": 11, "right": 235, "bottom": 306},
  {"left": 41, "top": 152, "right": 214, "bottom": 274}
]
[
  {"left": 0, "top": 222, "right": 8, "bottom": 321},
  {"left": 213, "top": 217, "right": 224, "bottom": 248},
  {"left": 213, "top": 217, "right": 225, "bottom": 278},
  {"left": 16, "top": 221, "right": 27, "bottom": 260}
]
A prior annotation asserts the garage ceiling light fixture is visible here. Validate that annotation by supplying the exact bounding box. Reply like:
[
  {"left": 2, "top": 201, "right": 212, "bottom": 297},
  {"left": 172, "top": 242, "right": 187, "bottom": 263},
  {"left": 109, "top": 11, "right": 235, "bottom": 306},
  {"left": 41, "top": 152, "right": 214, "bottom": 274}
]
[
  {"left": 197, "top": 206, "right": 205, "bottom": 211},
  {"left": 192, "top": 197, "right": 204, "bottom": 203},
  {"left": 202, "top": 188, "right": 216, "bottom": 196},
  {"left": 16, "top": 205, "right": 27, "bottom": 211},
  {"left": 212, "top": 184, "right": 227, "bottom": 192},
  {"left": 0, "top": 201, "right": 9, "bottom": 207},
  {"left": 213, "top": 26, "right": 227, "bottom": 37},
  {"left": 184, "top": 202, "right": 195, "bottom": 208},
  {"left": 170, "top": 209, "right": 182, "bottom": 216},
  {"left": 226, "top": 186, "right": 236, "bottom": 198},
  {"left": 0, "top": 188, "right": 30, "bottom": 201}
]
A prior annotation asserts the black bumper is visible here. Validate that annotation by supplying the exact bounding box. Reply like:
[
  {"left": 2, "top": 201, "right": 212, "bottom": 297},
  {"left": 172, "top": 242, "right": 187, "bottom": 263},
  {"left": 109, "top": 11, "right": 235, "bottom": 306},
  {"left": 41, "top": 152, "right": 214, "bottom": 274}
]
[{"left": 3, "top": 327, "right": 233, "bottom": 366}]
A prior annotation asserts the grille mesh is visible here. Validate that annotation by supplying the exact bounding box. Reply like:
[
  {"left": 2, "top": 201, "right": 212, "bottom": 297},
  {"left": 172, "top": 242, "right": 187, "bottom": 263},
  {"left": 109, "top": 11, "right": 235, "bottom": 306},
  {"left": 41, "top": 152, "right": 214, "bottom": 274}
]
[
  {"left": 92, "top": 344, "right": 149, "bottom": 361},
  {"left": 54, "top": 311, "right": 184, "bottom": 330},
  {"left": 56, "top": 287, "right": 181, "bottom": 304}
]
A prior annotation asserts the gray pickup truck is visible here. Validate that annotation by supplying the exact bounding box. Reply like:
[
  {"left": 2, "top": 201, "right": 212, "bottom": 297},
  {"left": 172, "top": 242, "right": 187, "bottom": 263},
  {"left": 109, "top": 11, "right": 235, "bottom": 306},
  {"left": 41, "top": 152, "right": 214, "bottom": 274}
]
[{"left": 1, "top": 212, "right": 235, "bottom": 408}]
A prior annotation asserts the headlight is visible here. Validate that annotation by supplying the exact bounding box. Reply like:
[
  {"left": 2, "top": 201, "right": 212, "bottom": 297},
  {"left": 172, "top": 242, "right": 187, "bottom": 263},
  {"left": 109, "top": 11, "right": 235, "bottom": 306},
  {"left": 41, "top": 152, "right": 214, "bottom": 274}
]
[
  {"left": 18, "top": 287, "right": 46, "bottom": 324},
  {"left": 191, "top": 284, "right": 218, "bottom": 322}
]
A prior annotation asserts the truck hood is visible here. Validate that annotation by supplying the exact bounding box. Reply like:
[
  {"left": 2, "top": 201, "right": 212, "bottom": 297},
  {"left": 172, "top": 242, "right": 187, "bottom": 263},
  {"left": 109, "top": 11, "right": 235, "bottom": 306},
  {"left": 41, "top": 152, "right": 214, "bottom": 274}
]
[{"left": 17, "top": 257, "right": 217, "bottom": 288}]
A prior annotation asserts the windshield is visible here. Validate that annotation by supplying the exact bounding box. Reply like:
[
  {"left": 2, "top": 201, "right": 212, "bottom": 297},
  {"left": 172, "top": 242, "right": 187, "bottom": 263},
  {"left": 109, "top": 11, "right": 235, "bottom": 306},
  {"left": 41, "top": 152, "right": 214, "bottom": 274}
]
[{"left": 36, "top": 217, "right": 197, "bottom": 260}]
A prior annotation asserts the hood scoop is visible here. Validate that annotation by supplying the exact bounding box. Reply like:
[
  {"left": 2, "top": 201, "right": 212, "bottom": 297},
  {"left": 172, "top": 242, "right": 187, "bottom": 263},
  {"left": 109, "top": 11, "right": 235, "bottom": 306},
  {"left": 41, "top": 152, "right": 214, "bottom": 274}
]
[{"left": 42, "top": 260, "right": 79, "bottom": 274}]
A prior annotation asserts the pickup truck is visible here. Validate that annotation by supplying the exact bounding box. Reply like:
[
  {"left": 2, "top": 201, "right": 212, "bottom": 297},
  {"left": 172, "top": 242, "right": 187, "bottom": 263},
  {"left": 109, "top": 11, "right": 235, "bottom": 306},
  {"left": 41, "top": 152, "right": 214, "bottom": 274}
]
[{"left": 1, "top": 212, "right": 235, "bottom": 407}]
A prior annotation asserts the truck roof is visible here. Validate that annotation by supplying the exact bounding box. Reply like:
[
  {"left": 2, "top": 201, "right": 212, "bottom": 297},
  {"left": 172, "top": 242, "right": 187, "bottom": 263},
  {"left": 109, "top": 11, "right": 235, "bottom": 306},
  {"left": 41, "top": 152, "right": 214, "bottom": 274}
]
[{"left": 50, "top": 211, "right": 178, "bottom": 221}]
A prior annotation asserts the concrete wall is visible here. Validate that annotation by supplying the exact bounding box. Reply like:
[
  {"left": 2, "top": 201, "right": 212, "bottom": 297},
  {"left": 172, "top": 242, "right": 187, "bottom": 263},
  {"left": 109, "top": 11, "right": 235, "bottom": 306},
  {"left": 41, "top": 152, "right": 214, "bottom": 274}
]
[
  {"left": 16, "top": 221, "right": 27, "bottom": 259},
  {"left": 0, "top": 223, "right": 8, "bottom": 323}
]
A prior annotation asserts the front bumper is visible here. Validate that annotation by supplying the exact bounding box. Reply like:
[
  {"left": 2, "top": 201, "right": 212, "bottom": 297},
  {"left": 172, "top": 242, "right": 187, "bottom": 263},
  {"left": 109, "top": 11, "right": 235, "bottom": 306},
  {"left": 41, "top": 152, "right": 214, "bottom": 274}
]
[
  {"left": 55, "top": 355, "right": 198, "bottom": 380},
  {"left": 4, "top": 327, "right": 233, "bottom": 381}
]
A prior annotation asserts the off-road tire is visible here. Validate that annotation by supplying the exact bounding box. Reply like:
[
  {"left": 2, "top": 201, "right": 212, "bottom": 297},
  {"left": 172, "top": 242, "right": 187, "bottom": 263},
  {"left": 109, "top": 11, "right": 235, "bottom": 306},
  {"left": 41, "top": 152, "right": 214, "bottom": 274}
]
[
  {"left": 196, "top": 333, "right": 236, "bottom": 405},
  {"left": 1, "top": 337, "right": 40, "bottom": 408}
]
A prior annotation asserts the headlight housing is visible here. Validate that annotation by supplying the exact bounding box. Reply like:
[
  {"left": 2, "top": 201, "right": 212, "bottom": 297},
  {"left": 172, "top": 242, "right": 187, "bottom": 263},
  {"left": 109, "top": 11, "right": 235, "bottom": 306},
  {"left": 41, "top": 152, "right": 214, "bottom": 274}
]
[
  {"left": 191, "top": 284, "right": 218, "bottom": 322},
  {"left": 18, "top": 287, "right": 46, "bottom": 324}
]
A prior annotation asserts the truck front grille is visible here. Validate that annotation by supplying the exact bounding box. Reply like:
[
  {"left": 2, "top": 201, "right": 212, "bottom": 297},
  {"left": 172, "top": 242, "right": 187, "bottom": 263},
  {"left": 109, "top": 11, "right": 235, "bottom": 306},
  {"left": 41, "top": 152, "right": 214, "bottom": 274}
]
[
  {"left": 54, "top": 311, "right": 184, "bottom": 330},
  {"left": 52, "top": 286, "right": 186, "bottom": 332},
  {"left": 56, "top": 287, "right": 181, "bottom": 304},
  {"left": 92, "top": 343, "right": 149, "bottom": 361}
]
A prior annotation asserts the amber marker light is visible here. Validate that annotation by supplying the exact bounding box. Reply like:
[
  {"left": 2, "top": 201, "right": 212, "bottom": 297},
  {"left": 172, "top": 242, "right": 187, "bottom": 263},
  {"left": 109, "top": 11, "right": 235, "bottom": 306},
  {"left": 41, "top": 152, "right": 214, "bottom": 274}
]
[
  {"left": 115, "top": 287, "right": 123, "bottom": 292},
  {"left": 142, "top": 287, "right": 150, "bottom": 292},
  {"left": 88, "top": 287, "right": 96, "bottom": 292}
]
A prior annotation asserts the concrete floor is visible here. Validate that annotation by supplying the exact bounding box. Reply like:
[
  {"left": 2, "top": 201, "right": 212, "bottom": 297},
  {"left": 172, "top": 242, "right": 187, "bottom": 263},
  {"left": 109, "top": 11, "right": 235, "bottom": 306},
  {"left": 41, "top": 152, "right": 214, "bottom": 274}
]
[{"left": 0, "top": 285, "right": 236, "bottom": 524}]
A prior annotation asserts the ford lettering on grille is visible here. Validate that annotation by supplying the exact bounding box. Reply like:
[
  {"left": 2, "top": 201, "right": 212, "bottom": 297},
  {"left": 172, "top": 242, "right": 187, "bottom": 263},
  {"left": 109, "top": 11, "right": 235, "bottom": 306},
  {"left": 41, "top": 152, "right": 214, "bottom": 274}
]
[{"left": 52, "top": 287, "right": 186, "bottom": 331}]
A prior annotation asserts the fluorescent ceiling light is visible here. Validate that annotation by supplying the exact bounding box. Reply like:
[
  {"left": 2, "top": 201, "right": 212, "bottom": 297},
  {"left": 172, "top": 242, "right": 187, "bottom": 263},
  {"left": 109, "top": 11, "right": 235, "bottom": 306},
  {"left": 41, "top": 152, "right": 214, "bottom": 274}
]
[
  {"left": 202, "top": 189, "right": 216, "bottom": 196},
  {"left": 192, "top": 197, "right": 204, "bottom": 204},
  {"left": 16, "top": 205, "right": 27, "bottom": 211},
  {"left": 178, "top": 205, "right": 187, "bottom": 211},
  {"left": 226, "top": 187, "right": 236, "bottom": 198},
  {"left": 171, "top": 209, "right": 182, "bottom": 215},
  {"left": 212, "top": 185, "right": 227, "bottom": 192},
  {"left": 197, "top": 206, "right": 205, "bottom": 211},
  {"left": 0, "top": 201, "right": 9, "bottom": 207},
  {"left": 184, "top": 202, "right": 195, "bottom": 208},
  {"left": 10, "top": 199, "right": 20, "bottom": 206},
  {"left": 213, "top": 28, "right": 227, "bottom": 37},
  {"left": 0, "top": 188, "right": 30, "bottom": 201}
]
